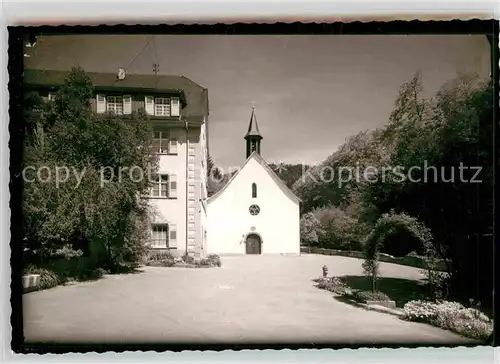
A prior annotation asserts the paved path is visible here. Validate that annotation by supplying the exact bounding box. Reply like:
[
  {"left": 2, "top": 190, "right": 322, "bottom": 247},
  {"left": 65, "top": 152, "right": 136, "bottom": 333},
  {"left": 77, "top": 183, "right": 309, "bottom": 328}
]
[{"left": 23, "top": 255, "right": 473, "bottom": 344}]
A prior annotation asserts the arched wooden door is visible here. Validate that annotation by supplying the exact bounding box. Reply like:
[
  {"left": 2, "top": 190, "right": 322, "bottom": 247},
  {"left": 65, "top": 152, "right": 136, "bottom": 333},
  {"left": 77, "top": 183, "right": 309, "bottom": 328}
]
[{"left": 245, "top": 234, "right": 262, "bottom": 254}]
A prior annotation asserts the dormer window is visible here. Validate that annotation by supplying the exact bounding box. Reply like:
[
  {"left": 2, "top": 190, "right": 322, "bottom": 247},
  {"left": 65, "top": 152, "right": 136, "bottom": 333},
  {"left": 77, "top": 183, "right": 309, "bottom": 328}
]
[
  {"left": 96, "top": 94, "right": 132, "bottom": 115},
  {"left": 107, "top": 96, "right": 123, "bottom": 115},
  {"left": 145, "top": 96, "right": 180, "bottom": 117},
  {"left": 155, "top": 97, "right": 171, "bottom": 116}
]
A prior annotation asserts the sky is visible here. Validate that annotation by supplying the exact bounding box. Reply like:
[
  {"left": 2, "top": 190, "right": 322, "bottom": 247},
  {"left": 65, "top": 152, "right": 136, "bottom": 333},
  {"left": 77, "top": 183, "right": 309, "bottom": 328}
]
[{"left": 25, "top": 34, "right": 491, "bottom": 169}]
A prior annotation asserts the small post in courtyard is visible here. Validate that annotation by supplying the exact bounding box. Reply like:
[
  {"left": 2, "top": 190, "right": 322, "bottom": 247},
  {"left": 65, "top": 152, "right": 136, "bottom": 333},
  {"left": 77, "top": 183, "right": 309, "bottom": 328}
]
[{"left": 322, "top": 265, "right": 328, "bottom": 278}]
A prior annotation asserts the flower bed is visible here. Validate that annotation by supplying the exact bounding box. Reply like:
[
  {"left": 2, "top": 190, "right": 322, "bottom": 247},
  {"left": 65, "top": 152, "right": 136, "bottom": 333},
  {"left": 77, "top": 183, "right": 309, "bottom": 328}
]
[
  {"left": 145, "top": 252, "right": 222, "bottom": 268},
  {"left": 313, "top": 277, "right": 350, "bottom": 295},
  {"left": 145, "top": 251, "right": 176, "bottom": 267},
  {"left": 402, "top": 300, "right": 493, "bottom": 341},
  {"left": 314, "top": 273, "right": 492, "bottom": 341}
]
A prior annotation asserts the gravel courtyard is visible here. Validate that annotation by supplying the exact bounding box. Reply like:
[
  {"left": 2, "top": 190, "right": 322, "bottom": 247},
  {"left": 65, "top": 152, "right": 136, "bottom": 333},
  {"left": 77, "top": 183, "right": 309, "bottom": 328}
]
[{"left": 23, "top": 254, "right": 473, "bottom": 345}]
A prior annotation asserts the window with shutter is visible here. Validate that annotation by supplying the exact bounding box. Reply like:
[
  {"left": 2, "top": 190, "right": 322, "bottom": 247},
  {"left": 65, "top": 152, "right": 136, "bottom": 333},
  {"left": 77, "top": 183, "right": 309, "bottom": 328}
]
[
  {"left": 96, "top": 94, "right": 106, "bottom": 113},
  {"left": 145, "top": 96, "right": 155, "bottom": 115},
  {"left": 149, "top": 174, "right": 170, "bottom": 198},
  {"left": 151, "top": 224, "right": 169, "bottom": 248},
  {"left": 123, "top": 95, "right": 132, "bottom": 114},
  {"left": 107, "top": 96, "right": 123, "bottom": 115},
  {"left": 155, "top": 97, "right": 171, "bottom": 116},
  {"left": 171, "top": 97, "right": 180, "bottom": 117}
]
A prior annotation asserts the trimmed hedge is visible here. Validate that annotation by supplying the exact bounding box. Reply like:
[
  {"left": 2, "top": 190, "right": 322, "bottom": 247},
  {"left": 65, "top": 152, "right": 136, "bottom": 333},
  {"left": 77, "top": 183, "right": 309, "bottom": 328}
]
[
  {"left": 301, "top": 246, "right": 448, "bottom": 271},
  {"left": 351, "top": 290, "right": 391, "bottom": 303}
]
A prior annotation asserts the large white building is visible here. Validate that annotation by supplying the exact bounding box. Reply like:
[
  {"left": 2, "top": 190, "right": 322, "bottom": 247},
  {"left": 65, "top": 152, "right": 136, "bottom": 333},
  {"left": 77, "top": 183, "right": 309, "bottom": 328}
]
[
  {"left": 25, "top": 69, "right": 210, "bottom": 259},
  {"left": 206, "top": 107, "right": 301, "bottom": 255}
]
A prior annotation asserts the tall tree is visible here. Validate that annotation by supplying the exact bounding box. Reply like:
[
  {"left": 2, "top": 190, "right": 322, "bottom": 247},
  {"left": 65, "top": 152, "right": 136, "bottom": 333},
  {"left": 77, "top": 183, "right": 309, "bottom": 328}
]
[
  {"left": 366, "top": 74, "right": 493, "bottom": 307},
  {"left": 268, "top": 163, "right": 311, "bottom": 189},
  {"left": 23, "top": 67, "right": 157, "bottom": 272}
]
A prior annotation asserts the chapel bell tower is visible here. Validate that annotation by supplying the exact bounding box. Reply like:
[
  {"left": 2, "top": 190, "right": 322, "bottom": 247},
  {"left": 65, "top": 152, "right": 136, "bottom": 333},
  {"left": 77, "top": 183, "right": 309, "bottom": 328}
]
[{"left": 244, "top": 104, "right": 263, "bottom": 158}]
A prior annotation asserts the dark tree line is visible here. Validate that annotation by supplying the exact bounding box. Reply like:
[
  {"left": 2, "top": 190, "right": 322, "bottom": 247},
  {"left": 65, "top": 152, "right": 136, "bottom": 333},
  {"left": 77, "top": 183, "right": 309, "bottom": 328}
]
[{"left": 294, "top": 72, "right": 493, "bottom": 310}]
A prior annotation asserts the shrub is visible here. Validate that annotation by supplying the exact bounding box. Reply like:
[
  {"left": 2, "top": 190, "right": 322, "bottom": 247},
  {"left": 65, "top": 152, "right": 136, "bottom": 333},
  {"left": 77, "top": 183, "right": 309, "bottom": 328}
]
[
  {"left": 207, "top": 254, "right": 221, "bottom": 267},
  {"left": 38, "top": 269, "right": 61, "bottom": 290},
  {"left": 182, "top": 253, "right": 195, "bottom": 264},
  {"left": 194, "top": 254, "right": 222, "bottom": 268},
  {"left": 402, "top": 300, "right": 440, "bottom": 322},
  {"left": 406, "top": 251, "right": 422, "bottom": 258},
  {"left": 24, "top": 265, "right": 62, "bottom": 290},
  {"left": 352, "top": 290, "right": 391, "bottom": 303},
  {"left": 314, "top": 277, "right": 349, "bottom": 295},
  {"left": 77, "top": 267, "right": 107, "bottom": 281},
  {"left": 313, "top": 205, "right": 361, "bottom": 250},
  {"left": 195, "top": 258, "right": 211, "bottom": 267},
  {"left": 145, "top": 251, "right": 176, "bottom": 267},
  {"left": 300, "top": 212, "right": 324, "bottom": 246},
  {"left": 402, "top": 300, "right": 493, "bottom": 341}
]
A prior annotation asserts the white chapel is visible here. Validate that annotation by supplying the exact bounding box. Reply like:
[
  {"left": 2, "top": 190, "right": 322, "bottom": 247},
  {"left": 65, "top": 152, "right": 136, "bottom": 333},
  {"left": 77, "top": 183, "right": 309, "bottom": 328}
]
[{"left": 206, "top": 106, "right": 301, "bottom": 255}]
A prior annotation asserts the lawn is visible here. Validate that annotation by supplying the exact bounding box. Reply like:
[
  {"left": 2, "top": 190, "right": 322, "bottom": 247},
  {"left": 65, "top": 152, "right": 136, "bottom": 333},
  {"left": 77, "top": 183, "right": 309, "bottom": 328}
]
[{"left": 338, "top": 275, "right": 428, "bottom": 308}]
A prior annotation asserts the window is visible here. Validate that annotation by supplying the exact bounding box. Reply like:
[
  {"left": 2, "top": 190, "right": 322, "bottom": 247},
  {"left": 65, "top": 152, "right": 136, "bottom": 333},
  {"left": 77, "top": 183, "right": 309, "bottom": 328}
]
[
  {"left": 152, "top": 131, "right": 177, "bottom": 154},
  {"left": 249, "top": 204, "right": 260, "bottom": 216},
  {"left": 153, "top": 132, "right": 169, "bottom": 154},
  {"left": 251, "top": 141, "right": 257, "bottom": 152},
  {"left": 107, "top": 96, "right": 123, "bottom": 115},
  {"left": 96, "top": 94, "right": 131, "bottom": 115},
  {"left": 151, "top": 174, "right": 169, "bottom": 198},
  {"left": 47, "top": 92, "right": 56, "bottom": 101},
  {"left": 149, "top": 174, "right": 177, "bottom": 198},
  {"left": 151, "top": 224, "right": 169, "bottom": 248},
  {"left": 155, "top": 97, "right": 171, "bottom": 116},
  {"left": 144, "top": 96, "right": 180, "bottom": 117},
  {"left": 252, "top": 183, "right": 257, "bottom": 198}
]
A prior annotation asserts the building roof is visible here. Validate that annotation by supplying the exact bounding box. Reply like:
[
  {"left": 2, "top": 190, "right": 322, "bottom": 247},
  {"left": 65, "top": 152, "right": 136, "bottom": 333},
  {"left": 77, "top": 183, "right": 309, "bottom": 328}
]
[
  {"left": 207, "top": 151, "right": 301, "bottom": 205},
  {"left": 24, "top": 68, "right": 209, "bottom": 118},
  {"left": 244, "top": 106, "right": 262, "bottom": 139}
]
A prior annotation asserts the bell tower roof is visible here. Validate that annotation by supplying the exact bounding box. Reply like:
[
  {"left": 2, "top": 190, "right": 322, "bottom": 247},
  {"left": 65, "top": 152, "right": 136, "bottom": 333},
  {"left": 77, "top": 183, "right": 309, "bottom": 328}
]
[
  {"left": 244, "top": 104, "right": 263, "bottom": 140},
  {"left": 244, "top": 103, "right": 263, "bottom": 158}
]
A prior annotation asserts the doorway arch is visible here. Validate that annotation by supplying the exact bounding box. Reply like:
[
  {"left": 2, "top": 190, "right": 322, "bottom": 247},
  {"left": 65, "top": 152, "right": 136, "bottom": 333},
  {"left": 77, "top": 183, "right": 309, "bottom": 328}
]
[{"left": 245, "top": 233, "right": 262, "bottom": 255}]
